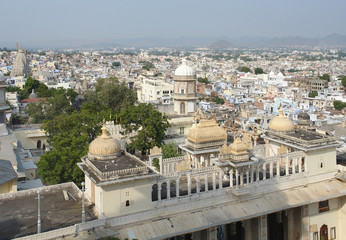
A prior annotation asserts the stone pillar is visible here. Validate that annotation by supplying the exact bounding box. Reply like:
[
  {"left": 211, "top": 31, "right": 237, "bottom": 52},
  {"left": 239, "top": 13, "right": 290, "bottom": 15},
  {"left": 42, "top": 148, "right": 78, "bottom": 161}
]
[
  {"left": 263, "top": 163, "right": 266, "bottom": 180},
  {"left": 219, "top": 170, "right": 223, "bottom": 189},
  {"left": 250, "top": 166, "right": 254, "bottom": 183},
  {"left": 292, "top": 158, "right": 296, "bottom": 174},
  {"left": 159, "top": 157, "right": 163, "bottom": 174},
  {"left": 149, "top": 157, "right": 152, "bottom": 166},
  {"left": 230, "top": 169, "right": 233, "bottom": 187},
  {"left": 240, "top": 171, "right": 244, "bottom": 186},
  {"left": 235, "top": 169, "right": 239, "bottom": 187},
  {"left": 205, "top": 174, "right": 209, "bottom": 192},
  {"left": 286, "top": 157, "right": 289, "bottom": 176},
  {"left": 176, "top": 177, "right": 180, "bottom": 197},
  {"left": 270, "top": 162, "right": 273, "bottom": 178},
  {"left": 256, "top": 165, "right": 260, "bottom": 181},
  {"left": 298, "top": 157, "right": 302, "bottom": 173},
  {"left": 194, "top": 157, "right": 198, "bottom": 169},
  {"left": 167, "top": 180, "right": 171, "bottom": 199},
  {"left": 197, "top": 175, "right": 200, "bottom": 193},
  {"left": 276, "top": 159, "right": 280, "bottom": 177},
  {"left": 301, "top": 206, "right": 309, "bottom": 240},
  {"left": 188, "top": 174, "right": 191, "bottom": 195},
  {"left": 259, "top": 215, "right": 267, "bottom": 240},
  {"left": 212, "top": 172, "right": 216, "bottom": 190},
  {"left": 246, "top": 168, "right": 249, "bottom": 184},
  {"left": 158, "top": 183, "right": 161, "bottom": 201}
]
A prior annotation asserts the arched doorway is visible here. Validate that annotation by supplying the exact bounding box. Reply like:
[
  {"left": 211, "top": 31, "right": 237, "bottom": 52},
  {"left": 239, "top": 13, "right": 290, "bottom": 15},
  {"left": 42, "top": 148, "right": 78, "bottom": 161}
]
[
  {"left": 320, "top": 224, "right": 328, "bottom": 240},
  {"left": 37, "top": 140, "right": 41, "bottom": 149},
  {"left": 180, "top": 102, "right": 185, "bottom": 114}
]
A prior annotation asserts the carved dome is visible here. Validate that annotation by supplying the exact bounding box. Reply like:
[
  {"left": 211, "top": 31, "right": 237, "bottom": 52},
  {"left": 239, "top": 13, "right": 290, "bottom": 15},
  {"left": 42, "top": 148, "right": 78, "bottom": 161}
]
[
  {"left": 174, "top": 59, "right": 195, "bottom": 76},
  {"left": 229, "top": 138, "right": 248, "bottom": 155},
  {"left": 89, "top": 124, "right": 120, "bottom": 156},
  {"left": 187, "top": 119, "right": 227, "bottom": 144},
  {"left": 268, "top": 108, "right": 294, "bottom": 132}
]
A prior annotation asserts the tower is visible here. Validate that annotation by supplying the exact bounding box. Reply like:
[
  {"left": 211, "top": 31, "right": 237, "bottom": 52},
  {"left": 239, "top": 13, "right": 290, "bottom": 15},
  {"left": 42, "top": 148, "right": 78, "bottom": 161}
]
[
  {"left": 173, "top": 59, "right": 197, "bottom": 115},
  {"left": 11, "top": 47, "right": 31, "bottom": 78}
]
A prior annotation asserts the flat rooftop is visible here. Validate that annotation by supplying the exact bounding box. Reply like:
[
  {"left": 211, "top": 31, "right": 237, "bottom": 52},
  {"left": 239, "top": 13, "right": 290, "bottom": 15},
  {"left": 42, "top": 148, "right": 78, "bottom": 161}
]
[
  {"left": 0, "top": 182, "right": 97, "bottom": 239},
  {"left": 284, "top": 129, "right": 325, "bottom": 141},
  {"left": 90, "top": 153, "right": 145, "bottom": 172}
]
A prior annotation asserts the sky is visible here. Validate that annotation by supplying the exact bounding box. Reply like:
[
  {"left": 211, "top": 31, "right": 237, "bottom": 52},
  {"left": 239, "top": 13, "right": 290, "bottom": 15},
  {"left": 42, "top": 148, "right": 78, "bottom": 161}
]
[{"left": 2, "top": 0, "right": 346, "bottom": 44}]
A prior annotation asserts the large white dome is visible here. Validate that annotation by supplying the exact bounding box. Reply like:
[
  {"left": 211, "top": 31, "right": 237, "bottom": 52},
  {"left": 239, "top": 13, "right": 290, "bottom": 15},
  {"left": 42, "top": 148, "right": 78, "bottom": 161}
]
[{"left": 174, "top": 59, "right": 195, "bottom": 76}]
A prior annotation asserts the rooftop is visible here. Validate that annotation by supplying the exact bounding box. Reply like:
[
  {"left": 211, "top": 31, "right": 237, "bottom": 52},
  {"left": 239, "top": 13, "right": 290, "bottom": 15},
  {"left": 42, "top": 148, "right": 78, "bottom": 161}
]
[{"left": 0, "top": 182, "right": 97, "bottom": 239}]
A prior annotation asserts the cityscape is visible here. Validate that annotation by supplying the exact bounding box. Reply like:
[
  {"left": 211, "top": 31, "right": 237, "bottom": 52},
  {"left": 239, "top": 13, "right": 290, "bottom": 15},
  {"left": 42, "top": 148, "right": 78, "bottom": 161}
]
[{"left": 0, "top": 1, "right": 346, "bottom": 240}]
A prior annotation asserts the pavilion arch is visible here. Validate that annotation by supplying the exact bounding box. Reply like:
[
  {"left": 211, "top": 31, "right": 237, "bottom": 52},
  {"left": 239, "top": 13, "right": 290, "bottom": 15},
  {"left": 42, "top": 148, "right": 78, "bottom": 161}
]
[{"left": 151, "top": 184, "right": 158, "bottom": 202}]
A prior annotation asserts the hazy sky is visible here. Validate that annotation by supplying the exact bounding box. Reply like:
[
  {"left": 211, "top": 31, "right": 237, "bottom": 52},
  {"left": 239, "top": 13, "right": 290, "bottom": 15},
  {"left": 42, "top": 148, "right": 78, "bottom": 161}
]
[{"left": 2, "top": 0, "right": 346, "bottom": 43}]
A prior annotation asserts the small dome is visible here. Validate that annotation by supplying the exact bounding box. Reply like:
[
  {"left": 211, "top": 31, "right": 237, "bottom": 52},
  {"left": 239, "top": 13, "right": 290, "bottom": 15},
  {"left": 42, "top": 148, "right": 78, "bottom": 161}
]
[
  {"left": 268, "top": 108, "right": 294, "bottom": 132},
  {"left": 89, "top": 124, "right": 120, "bottom": 156},
  {"left": 174, "top": 59, "right": 195, "bottom": 76},
  {"left": 229, "top": 138, "right": 248, "bottom": 155},
  {"left": 29, "top": 89, "right": 38, "bottom": 99},
  {"left": 187, "top": 119, "right": 227, "bottom": 144}
]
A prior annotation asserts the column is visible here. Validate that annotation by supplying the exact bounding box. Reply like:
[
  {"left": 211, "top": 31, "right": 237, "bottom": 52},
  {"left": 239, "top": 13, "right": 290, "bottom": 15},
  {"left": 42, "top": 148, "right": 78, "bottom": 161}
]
[
  {"left": 292, "top": 158, "right": 296, "bottom": 174},
  {"left": 235, "top": 169, "right": 239, "bottom": 188},
  {"left": 256, "top": 165, "right": 260, "bottom": 181},
  {"left": 230, "top": 169, "right": 233, "bottom": 187},
  {"left": 250, "top": 166, "right": 254, "bottom": 183},
  {"left": 194, "top": 157, "right": 198, "bottom": 169},
  {"left": 167, "top": 180, "right": 171, "bottom": 199},
  {"left": 262, "top": 163, "right": 266, "bottom": 180},
  {"left": 159, "top": 157, "right": 163, "bottom": 174},
  {"left": 197, "top": 175, "right": 200, "bottom": 193},
  {"left": 298, "top": 157, "right": 302, "bottom": 173},
  {"left": 149, "top": 157, "right": 152, "bottom": 166},
  {"left": 158, "top": 183, "right": 161, "bottom": 201},
  {"left": 219, "top": 170, "right": 223, "bottom": 189},
  {"left": 212, "top": 172, "right": 216, "bottom": 190},
  {"left": 246, "top": 168, "right": 249, "bottom": 184},
  {"left": 259, "top": 215, "right": 267, "bottom": 240},
  {"left": 276, "top": 159, "right": 280, "bottom": 177},
  {"left": 270, "top": 162, "right": 273, "bottom": 179},
  {"left": 240, "top": 171, "right": 244, "bottom": 186},
  {"left": 164, "top": 164, "right": 167, "bottom": 174},
  {"left": 188, "top": 174, "right": 191, "bottom": 195},
  {"left": 205, "top": 174, "right": 209, "bottom": 192},
  {"left": 176, "top": 177, "right": 180, "bottom": 197},
  {"left": 285, "top": 156, "right": 289, "bottom": 176}
]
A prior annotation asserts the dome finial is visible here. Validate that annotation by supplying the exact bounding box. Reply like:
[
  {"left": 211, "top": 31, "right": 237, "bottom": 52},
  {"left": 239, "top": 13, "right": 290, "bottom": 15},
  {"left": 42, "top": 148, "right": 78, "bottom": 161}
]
[
  {"left": 101, "top": 119, "right": 107, "bottom": 137},
  {"left": 182, "top": 58, "right": 187, "bottom": 65}
]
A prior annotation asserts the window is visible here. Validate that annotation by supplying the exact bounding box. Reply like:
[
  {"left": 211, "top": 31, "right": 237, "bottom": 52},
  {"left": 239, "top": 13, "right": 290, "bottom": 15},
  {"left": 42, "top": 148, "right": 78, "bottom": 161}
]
[
  {"left": 126, "top": 200, "right": 130, "bottom": 207},
  {"left": 180, "top": 127, "right": 184, "bottom": 135},
  {"left": 319, "top": 200, "right": 329, "bottom": 213},
  {"left": 313, "top": 232, "right": 318, "bottom": 240},
  {"left": 330, "top": 227, "right": 336, "bottom": 239}
]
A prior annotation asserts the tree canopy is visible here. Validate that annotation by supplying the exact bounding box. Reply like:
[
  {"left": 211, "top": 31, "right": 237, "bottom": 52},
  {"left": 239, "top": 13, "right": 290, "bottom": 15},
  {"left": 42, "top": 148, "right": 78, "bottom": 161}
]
[
  {"left": 308, "top": 91, "right": 318, "bottom": 98},
  {"left": 119, "top": 103, "right": 170, "bottom": 155},
  {"left": 254, "top": 67, "right": 264, "bottom": 75},
  {"left": 37, "top": 78, "right": 168, "bottom": 185},
  {"left": 237, "top": 66, "right": 251, "bottom": 73},
  {"left": 319, "top": 73, "right": 330, "bottom": 81},
  {"left": 197, "top": 77, "right": 210, "bottom": 84},
  {"left": 333, "top": 100, "right": 346, "bottom": 110},
  {"left": 340, "top": 75, "right": 346, "bottom": 87},
  {"left": 162, "top": 143, "right": 181, "bottom": 159}
]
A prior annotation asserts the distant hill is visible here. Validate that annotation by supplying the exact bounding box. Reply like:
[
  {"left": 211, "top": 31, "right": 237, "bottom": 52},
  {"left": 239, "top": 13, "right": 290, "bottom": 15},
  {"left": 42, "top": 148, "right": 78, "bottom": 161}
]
[
  {"left": 208, "top": 40, "right": 233, "bottom": 49},
  {"left": 2, "top": 34, "right": 346, "bottom": 50}
]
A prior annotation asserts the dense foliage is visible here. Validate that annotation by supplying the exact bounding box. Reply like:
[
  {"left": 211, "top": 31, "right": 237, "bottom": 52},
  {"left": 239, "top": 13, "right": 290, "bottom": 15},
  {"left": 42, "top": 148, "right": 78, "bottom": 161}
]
[
  {"left": 308, "top": 91, "right": 318, "bottom": 98},
  {"left": 333, "top": 100, "right": 346, "bottom": 110},
  {"left": 237, "top": 66, "right": 251, "bottom": 73},
  {"left": 37, "top": 78, "right": 169, "bottom": 185}
]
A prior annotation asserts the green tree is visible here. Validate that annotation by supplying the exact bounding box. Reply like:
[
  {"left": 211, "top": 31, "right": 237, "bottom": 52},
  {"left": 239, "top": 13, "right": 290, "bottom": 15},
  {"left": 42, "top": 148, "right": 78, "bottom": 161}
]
[
  {"left": 340, "top": 76, "right": 346, "bottom": 87},
  {"left": 197, "top": 77, "right": 209, "bottom": 84},
  {"left": 27, "top": 88, "right": 77, "bottom": 123},
  {"left": 120, "top": 103, "right": 170, "bottom": 155},
  {"left": 152, "top": 158, "right": 160, "bottom": 171},
  {"left": 141, "top": 61, "right": 155, "bottom": 71},
  {"left": 254, "top": 67, "right": 264, "bottom": 75},
  {"left": 308, "top": 91, "right": 318, "bottom": 98},
  {"left": 237, "top": 66, "right": 251, "bottom": 73},
  {"left": 319, "top": 73, "right": 330, "bottom": 81},
  {"left": 112, "top": 62, "right": 121, "bottom": 68},
  {"left": 333, "top": 100, "right": 346, "bottom": 110},
  {"left": 37, "top": 111, "right": 102, "bottom": 185},
  {"left": 213, "top": 96, "right": 225, "bottom": 104},
  {"left": 162, "top": 143, "right": 181, "bottom": 159},
  {"left": 83, "top": 78, "right": 137, "bottom": 114}
]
